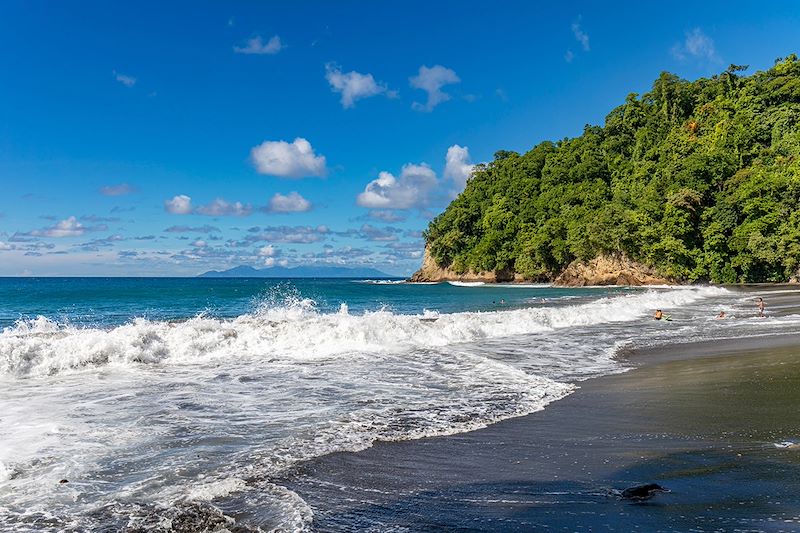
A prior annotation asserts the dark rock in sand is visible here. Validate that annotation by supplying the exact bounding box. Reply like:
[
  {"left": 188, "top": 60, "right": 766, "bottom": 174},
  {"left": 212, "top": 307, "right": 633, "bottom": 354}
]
[{"left": 620, "top": 483, "right": 670, "bottom": 501}]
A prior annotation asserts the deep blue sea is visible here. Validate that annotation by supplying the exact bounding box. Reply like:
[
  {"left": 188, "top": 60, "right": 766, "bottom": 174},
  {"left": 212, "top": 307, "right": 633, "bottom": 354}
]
[{"left": 1, "top": 277, "right": 796, "bottom": 531}]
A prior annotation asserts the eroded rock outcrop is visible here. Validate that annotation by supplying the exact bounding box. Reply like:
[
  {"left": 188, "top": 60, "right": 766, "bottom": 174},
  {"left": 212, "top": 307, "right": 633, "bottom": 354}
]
[
  {"left": 553, "top": 253, "right": 675, "bottom": 286},
  {"left": 408, "top": 247, "right": 523, "bottom": 283}
]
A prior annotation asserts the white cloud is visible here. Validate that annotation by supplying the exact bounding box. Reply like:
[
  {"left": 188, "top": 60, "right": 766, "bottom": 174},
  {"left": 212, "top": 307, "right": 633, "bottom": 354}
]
[
  {"left": 165, "top": 195, "right": 192, "bottom": 215},
  {"left": 268, "top": 192, "right": 312, "bottom": 213},
  {"left": 113, "top": 70, "right": 136, "bottom": 87},
  {"left": 409, "top": 65, "right": 460, "bottom": 112},
  {"left": 259, "top": 244, "right": 276, "bottom": 257},
  {"left": 195, "top": 198, "right": 252, "bottom": 217},
  {"left": 671, "top": 28, "right": 719, "bottom": 63},
  {"left": 444, "top": 145, "right": 475, "bottom": 193},
  {"left": 571, "top": 21, "right": 590, "bottom": 51},
  {"left": 32, "top": 216, "right": 85, "bottom": 238},
  {"left": 0, "top": 241, "right": 13, "bottom": 251},
  {"left": 357, "top": 163, "right": 438, "bottom": 209},
  {"left": 264, "top": 257, "right": 276, "bottom": 267},
  {"left": 233, "top": 35, "right": 284, "bottom": 55},
  {"left": 564, "top": 50, "right": 574, "bottom": 63},
  {"left": 100, "top": 183, "right": 135, "bottom": 196},
  {"left": 356, "top": 144, "right": 477, "bottom": 210},
  {"left": 325, "top": 63, "right": 395, "bottom": 108},
  {"left": 251, "top": 138, "right": 327, "bottom": 178}
]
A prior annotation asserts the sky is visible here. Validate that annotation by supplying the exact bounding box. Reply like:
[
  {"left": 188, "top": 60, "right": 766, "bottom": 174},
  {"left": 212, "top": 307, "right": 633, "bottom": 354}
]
[{"left": 1, "top": 1, "right": 799, "bottom": 276}]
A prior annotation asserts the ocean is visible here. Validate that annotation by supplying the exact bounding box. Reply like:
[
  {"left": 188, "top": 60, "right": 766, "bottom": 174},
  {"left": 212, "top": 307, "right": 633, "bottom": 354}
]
[{"left": 1, "top": 278, "right": 798, "bottom": 531}]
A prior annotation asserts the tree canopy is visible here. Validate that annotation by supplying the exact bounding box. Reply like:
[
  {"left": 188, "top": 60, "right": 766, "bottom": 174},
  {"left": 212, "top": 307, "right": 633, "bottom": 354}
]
[{"left": 424, "top": 55, "right": 800, "bottom": 283}]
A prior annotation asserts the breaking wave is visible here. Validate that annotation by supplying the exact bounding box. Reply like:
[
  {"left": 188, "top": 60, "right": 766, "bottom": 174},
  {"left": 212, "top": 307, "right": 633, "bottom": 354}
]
[{"left": 0, "top": 286, "right": 727, "bottom": 377}]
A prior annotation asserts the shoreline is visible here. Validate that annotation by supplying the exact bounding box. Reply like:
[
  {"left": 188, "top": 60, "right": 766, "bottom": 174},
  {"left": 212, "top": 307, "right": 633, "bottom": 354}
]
[{"left": 280, "top": 332, "right": 800, "bottom": 532}]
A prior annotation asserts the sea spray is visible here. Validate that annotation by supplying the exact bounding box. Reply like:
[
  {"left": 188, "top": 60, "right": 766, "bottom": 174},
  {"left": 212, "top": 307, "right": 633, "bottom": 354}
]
[{"left": 0, "top": 286, "right": 727, "bottom": 378}]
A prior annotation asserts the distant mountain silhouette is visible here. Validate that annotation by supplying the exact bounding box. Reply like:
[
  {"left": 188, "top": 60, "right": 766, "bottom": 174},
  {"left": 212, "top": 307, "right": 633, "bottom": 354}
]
[{"left": 197, "top": 264, "right": 396, "bottom": 278}]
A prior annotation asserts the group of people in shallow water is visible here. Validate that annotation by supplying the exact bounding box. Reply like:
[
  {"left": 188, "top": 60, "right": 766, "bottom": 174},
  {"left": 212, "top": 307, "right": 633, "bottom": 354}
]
[{"left": 653, "top": 297, "right": 766, "bottom": 321}]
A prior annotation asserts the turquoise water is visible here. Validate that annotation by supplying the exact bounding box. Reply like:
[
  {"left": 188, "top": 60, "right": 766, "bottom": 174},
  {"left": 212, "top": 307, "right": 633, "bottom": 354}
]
[{"left": 0, "top": 277, "right": 634, "bottom": 328}]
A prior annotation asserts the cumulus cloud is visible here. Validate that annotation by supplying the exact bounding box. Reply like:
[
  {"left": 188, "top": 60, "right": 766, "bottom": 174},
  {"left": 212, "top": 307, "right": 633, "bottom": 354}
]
[
  {"left": 443, "top": 145, "right": 475, "bottom": 193},
  {"left": 165, "top": 195, "right": 192, "bottom": 214},
  {"left": 233, "top": 35, "right": 283, "bottom": 55},
  {"left": 251, "top": 138, "right": 327, "bottom": 178},
  {"left": 409, "top": 65, "right": 460, "bottom": 112},
  {"left": 325, "top": 63, "right": 395, "bottom": 108},
  {"left": 571, "top": 21, "right": 590, "bottom": 51},
  {"left": 29, "top": 216, "right": 89, "bottom": 238},
  {"left": 671, "top": 28, "right": 720, "bottom": 63},
  {"left": 357, "top": 163, "right": 438, "bottom": 209},
  {"left": 267, "top": 191, "right": 312, "bottom": 213},
  {"left": 195, "top": 198, "right": 252, "bottom": 217},
  {"left": 113, "top": 70, "right": 136, "bottom": 87},
  {"left": 231, "top": 225, "right": 329, "bottom": 245},
  {"left": 100, "top": 183, "right": 136, "bottom": 196},
  {"left": 356, "top": 144, "right": 475, "bottom": 210},
  {"left": 259, "top": 244, "right": 278, "bottom": 257}
]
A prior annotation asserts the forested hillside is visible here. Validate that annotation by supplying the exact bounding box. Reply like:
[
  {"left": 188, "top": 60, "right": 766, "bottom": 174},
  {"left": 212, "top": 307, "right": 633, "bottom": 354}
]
[{"left": 424, "top": 55, "right": 800, "bottom": 283}]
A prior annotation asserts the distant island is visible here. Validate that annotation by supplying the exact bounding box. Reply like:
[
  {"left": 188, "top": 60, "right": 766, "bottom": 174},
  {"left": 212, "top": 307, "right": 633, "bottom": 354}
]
[
  {"left": 413, "top": 55, "right": 800, "bottom": 285},
  {"left": 198, "top": 265, "right": 396, "bottom": 278}
]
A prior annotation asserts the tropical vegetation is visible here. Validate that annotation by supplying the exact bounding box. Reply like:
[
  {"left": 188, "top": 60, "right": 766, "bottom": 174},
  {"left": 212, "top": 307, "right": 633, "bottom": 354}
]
[{"left": 424, "top": 55, "right": 800, "bottom": 282}]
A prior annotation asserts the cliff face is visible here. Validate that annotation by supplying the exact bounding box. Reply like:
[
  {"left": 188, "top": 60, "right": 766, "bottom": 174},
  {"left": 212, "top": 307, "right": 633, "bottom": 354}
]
[
  {"left": 409, "top": 247, "right": 523, "bottom": 282},
  {"left": 553, "top": 253, "right": 674, "bottom": 286},
  {"left": 410, "top": 248, "right": 675, "bottom": 285}
]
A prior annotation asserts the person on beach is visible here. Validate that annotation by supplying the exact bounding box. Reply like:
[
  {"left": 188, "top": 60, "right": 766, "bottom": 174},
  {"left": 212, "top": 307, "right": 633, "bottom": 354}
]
[
  {"left": 654, "top": 309, "right": 664, "bottom": 320},
  {"left": 756, "top": 297, "right": 765, "bottom": 317}
]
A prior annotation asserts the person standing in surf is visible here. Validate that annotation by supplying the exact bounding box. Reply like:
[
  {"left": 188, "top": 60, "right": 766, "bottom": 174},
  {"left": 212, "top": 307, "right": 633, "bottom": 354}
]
[{"left": 756, "top": 297, "right": 765, "bottom": 317}]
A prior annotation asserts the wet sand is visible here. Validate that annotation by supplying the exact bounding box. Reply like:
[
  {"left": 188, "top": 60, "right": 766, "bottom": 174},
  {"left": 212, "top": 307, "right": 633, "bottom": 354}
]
[{"left": 280, "top": 333, "right": 800, "bottom": 532}]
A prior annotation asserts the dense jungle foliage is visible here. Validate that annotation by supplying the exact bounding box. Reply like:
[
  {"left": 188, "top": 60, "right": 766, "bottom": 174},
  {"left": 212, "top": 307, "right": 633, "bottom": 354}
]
[{"left": 424, "top": 55, "right": 800, "bottom": 283}]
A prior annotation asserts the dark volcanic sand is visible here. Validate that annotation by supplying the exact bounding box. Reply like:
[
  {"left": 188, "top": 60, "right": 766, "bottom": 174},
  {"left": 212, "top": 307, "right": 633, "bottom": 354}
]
[{"left": 279, "top": 334, "right": 800, "bottom": 532}]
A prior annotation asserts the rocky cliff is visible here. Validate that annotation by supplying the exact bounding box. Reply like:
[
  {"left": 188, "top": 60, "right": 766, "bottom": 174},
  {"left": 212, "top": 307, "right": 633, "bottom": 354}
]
[
  {"left": 553, "top": 253, "right": 674, "bottom": 286},
  {"left": 408, "top": 247, "right": 524, "bottom": 282},
  {"left": 409, "top": 248, "right": 674, "bottom": 286}
]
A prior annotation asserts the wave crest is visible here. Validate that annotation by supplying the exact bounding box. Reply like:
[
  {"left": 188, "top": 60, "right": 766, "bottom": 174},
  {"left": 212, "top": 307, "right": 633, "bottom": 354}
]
[{"left": 0, "top": 287, "right": 727, "bottom": 377}]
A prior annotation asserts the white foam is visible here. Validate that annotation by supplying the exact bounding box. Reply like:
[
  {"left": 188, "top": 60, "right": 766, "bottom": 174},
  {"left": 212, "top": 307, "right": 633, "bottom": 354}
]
[
  {"left": 0, "top": 286, "right": 728, "bottom": 377},
  {"left": 187, "top": 478, "right": 247, "bottom": 501}
]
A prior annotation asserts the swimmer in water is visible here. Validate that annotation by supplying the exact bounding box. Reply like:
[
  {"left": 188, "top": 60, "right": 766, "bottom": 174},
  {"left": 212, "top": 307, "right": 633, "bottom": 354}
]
[
  {"left": 653, "top": 309, "right": 663, "bottom": 320},
  {"left": 756, "top": 297, "right": 765, "bottom": 317}
]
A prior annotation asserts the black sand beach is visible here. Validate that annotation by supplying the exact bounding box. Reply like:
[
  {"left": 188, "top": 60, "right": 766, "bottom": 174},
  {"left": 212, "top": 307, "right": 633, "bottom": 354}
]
[{"left": 280, "top": 332, "right": 800, "bottom": 532}]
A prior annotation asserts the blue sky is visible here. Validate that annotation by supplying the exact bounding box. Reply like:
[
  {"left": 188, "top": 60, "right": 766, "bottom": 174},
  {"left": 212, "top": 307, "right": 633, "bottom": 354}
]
[{"left": 1, "top": 1, "right": 798, "bottom": 276}]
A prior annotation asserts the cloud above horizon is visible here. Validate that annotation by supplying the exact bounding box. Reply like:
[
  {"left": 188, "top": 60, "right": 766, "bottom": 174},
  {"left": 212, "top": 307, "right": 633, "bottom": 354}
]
[
  {"left": 233, "top": 35, "right": 284, "bottom": 55},
  {"left": 112, "top": 70, "right": 136, "bottom": 87},
  {"left": 409, "top": 65, "right": 460, "bottom": 112},
  {"left": 165, "top": 195, "right": 192, "bottom": 214},
  {"left": 571, "top": 20, "right": 590, "bottom": 51},
  {"left": 325, "top": 63, "right": 396, "bottom": 108},
  {"left": 195, "top": 198, "right": 252, "bottom": 217},
  {"left": 26, "top": 216, "right": 106, "bottom": 238},
  {"left": 357, "top": 163, "right": 439, "bottom": 209},
  {"left": 443, "top": 144, "right": 475, "bottom": 194},
  {"left": 266, "top": 191, "right": 312, "bottom": 213},
  {"left": 251, "top": 138, "right": 328, "bottom": 178},
  {"left": 671, "top": 28, "right": 720, "bottom": 63},
  {"left": 100, "top": 183, "right": 136, "bottom": 196},
  {"left": 356, "top": 144, "right": 475, "bottom": 210}
]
